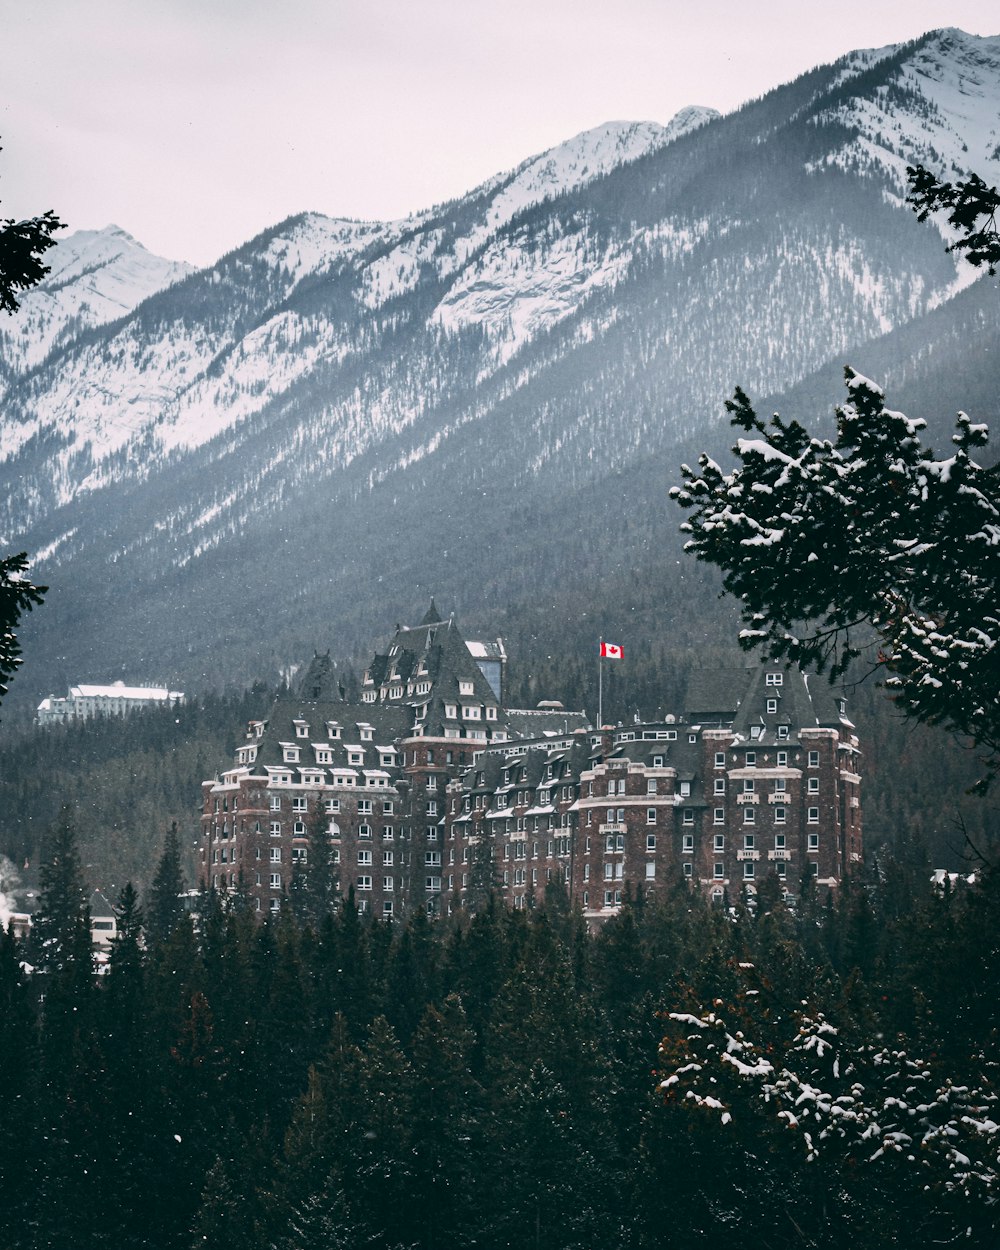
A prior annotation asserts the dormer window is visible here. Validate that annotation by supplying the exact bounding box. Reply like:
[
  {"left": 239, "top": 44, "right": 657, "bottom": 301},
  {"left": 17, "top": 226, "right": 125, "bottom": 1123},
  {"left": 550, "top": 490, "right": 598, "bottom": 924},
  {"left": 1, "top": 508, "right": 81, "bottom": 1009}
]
[
  {"left": 283, "top": 746, "right": 300, "bottom": 763},
  {"left": 445, "top": 703, "right": 458, "bottom": 719},
  {"left": 459, "top": 680, "right": 474, "bottom": 696},
  {"left": 295, "top": 723, "right": 309, "bottom": 739},
  {"left": 359, "top": 726, "right": 373, "bottom": 741},
  {"left": 777, "top": 724, "right": 789, "bottom": 740},
  {"left": 750, "top": 725, "right": 762, "bottom": 740},
  {"left": 767, "top": 698, "right": 778, "bottom": 714},
  {"left": 327, "top": 723, "right": 341, "bottom": 738},
  {"left": 766, "top": 672, "right": 784, "bottom": 686},
  {"left": 348, "top": 750, "right": 363, "bottom": 765}
]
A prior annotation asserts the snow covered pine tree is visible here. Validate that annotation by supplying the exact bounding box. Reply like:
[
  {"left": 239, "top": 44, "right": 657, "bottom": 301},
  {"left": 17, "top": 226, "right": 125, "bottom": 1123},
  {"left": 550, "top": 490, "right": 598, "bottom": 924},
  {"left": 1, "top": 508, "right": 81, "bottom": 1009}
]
[{"left": 671, "top": 370, "right": 1000, "bottom": 783}]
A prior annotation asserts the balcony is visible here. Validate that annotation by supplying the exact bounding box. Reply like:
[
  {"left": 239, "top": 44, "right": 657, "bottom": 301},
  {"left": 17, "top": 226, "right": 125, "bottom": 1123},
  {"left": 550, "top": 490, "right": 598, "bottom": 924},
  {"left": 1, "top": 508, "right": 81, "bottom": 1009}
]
[
  {"left": 736, "top": 849, "right": 760, "bottom": 861},
  {"left": 736, "top": 793, "right": 759, "bottom": 805},
  {"left": 767, "top": 793, "right": 787, "bottom": 804},
  {"left": 599, "top": 823, "right": 627, "bottom": 835},
  {"left": 767, "top": 849, "right": 790, "bottom": 861}
]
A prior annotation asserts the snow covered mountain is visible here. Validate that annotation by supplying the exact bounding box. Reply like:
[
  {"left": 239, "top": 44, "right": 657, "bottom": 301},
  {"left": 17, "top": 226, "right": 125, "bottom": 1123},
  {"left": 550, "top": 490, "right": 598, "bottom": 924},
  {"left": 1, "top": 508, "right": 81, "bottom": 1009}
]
[
  {"left": 2, "top": 28, "right": 998, "bottom": 716},
  {"left": 0, "top": 225, "right": 193, "bottom": 386}
]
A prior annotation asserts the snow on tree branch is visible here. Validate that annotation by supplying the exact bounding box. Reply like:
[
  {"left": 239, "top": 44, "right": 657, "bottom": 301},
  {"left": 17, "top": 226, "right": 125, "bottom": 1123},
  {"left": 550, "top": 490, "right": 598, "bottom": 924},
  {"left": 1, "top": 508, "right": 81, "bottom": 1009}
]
[{"left": 671, "top": 368, "right": 1000, "bottom": 787}]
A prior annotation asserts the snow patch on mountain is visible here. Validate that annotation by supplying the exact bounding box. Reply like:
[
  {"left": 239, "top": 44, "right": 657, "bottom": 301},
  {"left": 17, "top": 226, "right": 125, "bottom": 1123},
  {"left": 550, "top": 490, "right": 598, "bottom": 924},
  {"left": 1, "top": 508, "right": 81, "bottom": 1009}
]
[
  {"left": 261, "top": 213, "right": 397, "bottom": 285},
  {"left": 0, "top": 225, "right": 192, "bottom": 376},
  {"left": 815, "top": 29, "right": 1000, "bottom": 187}
]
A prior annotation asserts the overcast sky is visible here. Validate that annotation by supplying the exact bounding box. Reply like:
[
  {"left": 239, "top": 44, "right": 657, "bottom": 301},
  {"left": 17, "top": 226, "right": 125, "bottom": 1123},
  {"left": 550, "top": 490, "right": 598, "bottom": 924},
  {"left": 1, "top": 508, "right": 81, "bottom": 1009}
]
[{"left": 2, "top": 0, "right": 997, "bottom": 266}]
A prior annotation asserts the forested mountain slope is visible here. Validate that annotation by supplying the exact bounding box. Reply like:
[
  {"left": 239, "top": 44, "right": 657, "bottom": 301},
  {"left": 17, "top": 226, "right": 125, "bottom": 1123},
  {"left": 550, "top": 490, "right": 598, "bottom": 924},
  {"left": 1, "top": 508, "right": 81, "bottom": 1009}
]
[{"left": 1, "top": 28, "right": 998, "bottom": 725}]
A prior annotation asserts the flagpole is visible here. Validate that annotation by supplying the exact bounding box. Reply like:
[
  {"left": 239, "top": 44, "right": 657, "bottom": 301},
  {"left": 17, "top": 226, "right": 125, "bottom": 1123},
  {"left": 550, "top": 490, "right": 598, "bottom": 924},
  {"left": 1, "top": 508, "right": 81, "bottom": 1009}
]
[{"left": 598, "top": 636, "right": 603, "bottom": 729}]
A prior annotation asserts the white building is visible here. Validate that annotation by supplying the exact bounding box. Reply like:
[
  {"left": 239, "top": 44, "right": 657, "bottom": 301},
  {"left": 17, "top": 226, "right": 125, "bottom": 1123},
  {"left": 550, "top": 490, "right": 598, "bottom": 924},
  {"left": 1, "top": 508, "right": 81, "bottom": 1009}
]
[{"left": 37, "top": 681, "right": 184, "bottom": 725}]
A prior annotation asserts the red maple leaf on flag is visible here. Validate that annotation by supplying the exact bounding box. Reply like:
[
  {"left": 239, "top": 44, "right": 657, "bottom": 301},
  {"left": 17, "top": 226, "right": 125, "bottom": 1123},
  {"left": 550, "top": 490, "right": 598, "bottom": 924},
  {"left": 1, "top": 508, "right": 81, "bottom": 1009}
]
[{"left": 600, "top": 642, "right": 623, "bottom": 659}]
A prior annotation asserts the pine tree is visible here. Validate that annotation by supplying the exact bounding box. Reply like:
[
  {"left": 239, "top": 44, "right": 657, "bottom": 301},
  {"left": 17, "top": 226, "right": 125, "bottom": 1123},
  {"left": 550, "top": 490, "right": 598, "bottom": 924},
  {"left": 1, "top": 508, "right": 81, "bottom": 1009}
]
[
  {"left": 31, "top": 807, "right": 88, "bottom": 976},
  {"left": 146, "top": 821, "right": 186, "bottom": 943}
]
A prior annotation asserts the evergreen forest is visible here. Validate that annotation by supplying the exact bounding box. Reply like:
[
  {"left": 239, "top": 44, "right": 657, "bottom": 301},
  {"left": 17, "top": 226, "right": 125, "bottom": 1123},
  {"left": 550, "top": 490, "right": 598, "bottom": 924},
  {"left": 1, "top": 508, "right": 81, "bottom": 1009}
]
[{"left": 3, "top": 829, "right": 998, "bottom": 1250}]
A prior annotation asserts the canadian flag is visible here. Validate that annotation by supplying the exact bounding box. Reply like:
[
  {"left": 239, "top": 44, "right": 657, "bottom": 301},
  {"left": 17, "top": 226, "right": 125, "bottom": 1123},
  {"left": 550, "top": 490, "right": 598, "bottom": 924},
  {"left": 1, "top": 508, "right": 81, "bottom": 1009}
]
[{"left": 600, "top": 642, "right": 623, "bottom": 659}]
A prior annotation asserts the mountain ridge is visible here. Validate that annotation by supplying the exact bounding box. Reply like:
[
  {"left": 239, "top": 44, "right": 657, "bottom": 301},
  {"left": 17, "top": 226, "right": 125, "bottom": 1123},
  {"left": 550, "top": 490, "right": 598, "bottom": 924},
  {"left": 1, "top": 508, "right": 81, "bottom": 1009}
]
[{"left": 2, "top": 28, "right": 998, "bottom": 722}]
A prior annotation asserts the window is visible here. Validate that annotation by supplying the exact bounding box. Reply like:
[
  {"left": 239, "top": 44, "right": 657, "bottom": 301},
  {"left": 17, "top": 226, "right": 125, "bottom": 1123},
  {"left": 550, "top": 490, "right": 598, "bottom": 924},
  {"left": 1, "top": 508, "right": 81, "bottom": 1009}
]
[
  {"left": 808, "top": 751, "right": 820, "bottom": 768},
  {"left": 743, "top": 778, "right": 755, "bottom": 793},
  {"left": 808, "top": 833, "right": 820, "bottom": 851},
  {"left": 383, "top": 876, "right": 394, "bottom": 891},
  {"left": 714, "top": 752, "right": 726, "bottom": 768},
  {"left": 688, "top": 733, "right": 698, "bottom": 744},
  {"left": 714, "top": 808, "right": 725, "bottom": 824},
  {"left": 743, "top": 807, "right": 756, "bottom": 824},
  {"left": 745, "top": 751, "right": 756, "bottom": 766},
  {"left": 425, "top": 851, "right": 441, "bottom": 866},
  {"left": 774, "top": 834, "right": 786, "bottom": 849},
  {"left": 292, "top": 796, "right": 307, "bottom": 811},
  {"left": 269, "top": 796, "right": 281, "bottom": 811},
  {"left": 358, "top": 824, "right": 372, "bottom": 839},
  {"left": 776, "top": 860, "right": 787, "bottom": 879},
  {"left": 358, "top": 849, "right": 372, "bottom": 865},
  {"left": 383, "top": 900, "right": 394, "bottom": 916},
  {"left": 293, "top": 821, "right": 305, "bottom": 836},
  {"left": 743, "top": 861, "right": 755, "bottom": 878},
  {"left": 714, "top": 778, "right": 726, "bottom": 794},
  {"left": 426, "top": 876, "right": 441, "bottom": 891},
  {"left": 382, "top": 801, "right": 394, "bottom": 815},
  {"left": 645, "top": 862, "right": 656, "bottom": 879},
  {"left": 646, "top": 807, "right": 657, "bottom": 825},
  {"left": 646, "top": 834, "right": 656, "bottom": 851},
  {"left": 270, "top": 821, "right": 281, "bottom": 836},
  {"left": 766, "top": 698, "right": 778, "bottom": 714},
  {"left": 683, "top": 862, "right": 693, "bottom": 878},
  {"left": 776, "top": 751, "right": 788, "bottom": 767},
  {"left": 269, "top": 873, "right": 281, "bottom": 888},
  {"left": 647, "top": 779, "right": 657, "bottom": 795},
  {"left": 604, "top": 862, "right": 614, "bottom": 880},
  {"left": 750, "top": 725, "right": 762, "bottom": 740},
  {"left": 357, "top": 875, "right": 372, "bottom": 891},
  {"left": 270, "top": 847, "right": 281, "bottom": 863},
  {"left": 808, "top": 808, "right": 819, "bottom": 824},
  {"left": 679, "top": 781, "right": 691, "bottom": 798},
  {"left": 766, "top": 672, "right": 783, "bottom": 686},
  {"left": 326, "top": 798, "right": 340, "bottom": 813},
  {"left": 653, "top": 755, "right": 664, "bottom": 768},
  {"left": 682, "top": 808, "right": 694, "bottom": 825},
  {"left": 777, "top": 725, "right": 789, "bottom": 740},
  {"left": 382, "top": 849, "right": 394, "bottom": 865},
  {"left": 682, "top": 834, "right": 694, "bottom": 852},
  {"left": 773, "top": 777, "right": 786, "bottom": 794},
  {"left": 774, "top": 806, "right": 786, "bottom": 824},
  {"left": 808, "top": 777, "right": 819, "bottom": 794},
  {"left": 713, "top": 862, "right": 725, "bottom": 879},
  {"left": 713, "top": 834, "right": 725, "bottom": 851}
]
